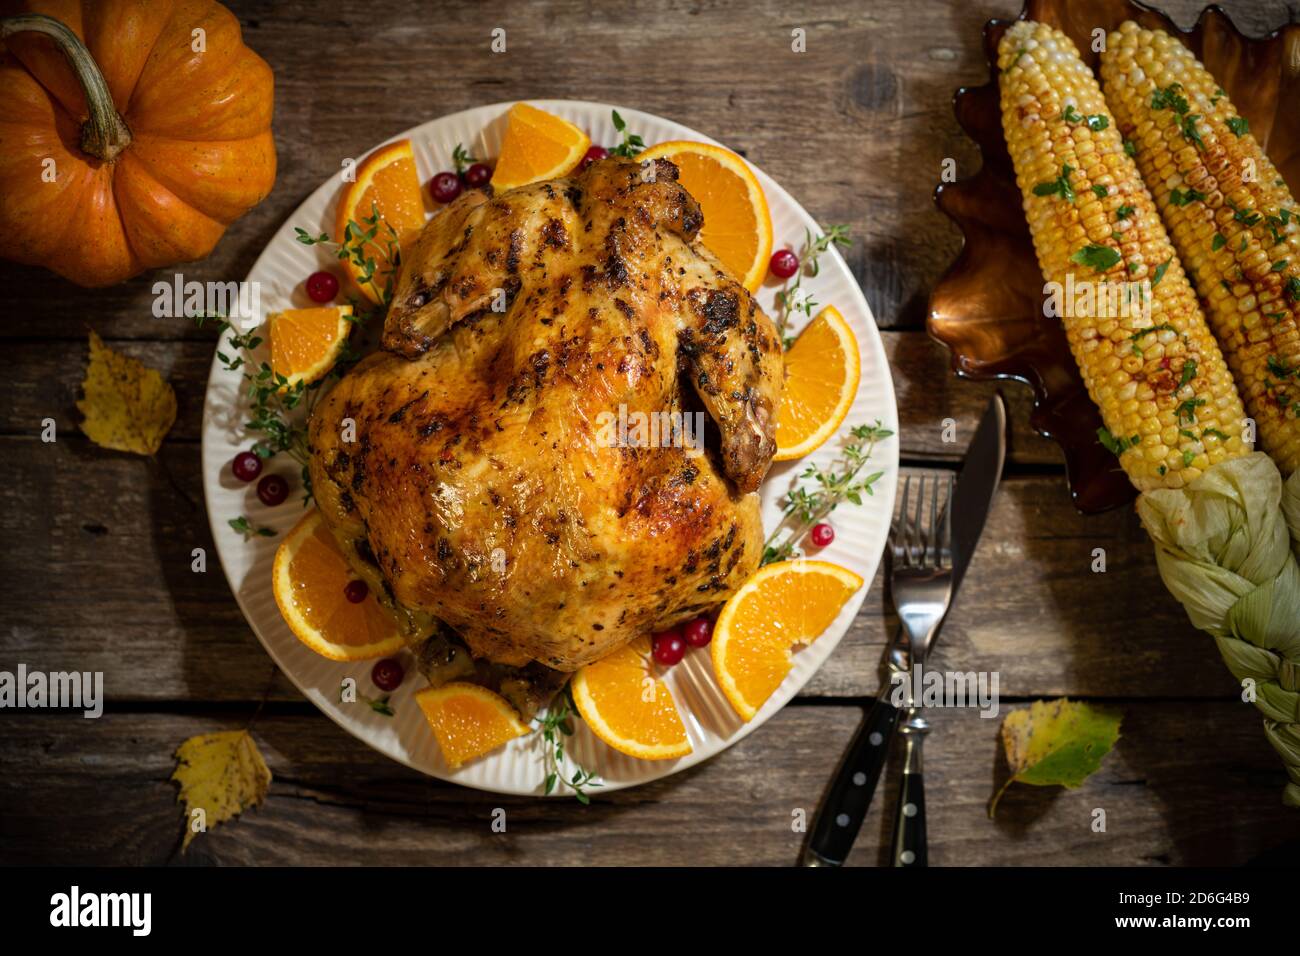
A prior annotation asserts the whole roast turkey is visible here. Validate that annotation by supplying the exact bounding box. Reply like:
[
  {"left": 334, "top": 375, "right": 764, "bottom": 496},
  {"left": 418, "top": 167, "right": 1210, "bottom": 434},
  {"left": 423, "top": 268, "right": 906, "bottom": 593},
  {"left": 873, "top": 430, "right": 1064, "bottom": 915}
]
[{"left": 309, "top": 156, "right": 783, "bottom": 703}]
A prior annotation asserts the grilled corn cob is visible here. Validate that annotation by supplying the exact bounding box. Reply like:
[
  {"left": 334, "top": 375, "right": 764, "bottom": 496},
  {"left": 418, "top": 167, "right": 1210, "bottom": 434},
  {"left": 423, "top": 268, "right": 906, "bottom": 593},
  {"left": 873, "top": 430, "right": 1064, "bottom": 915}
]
[
  {"left": 997, "top": 20, "right": 1250, "bottom": 491},
  {"left": 1100, "top": 21, "right": 1300, "bottom": 476}
]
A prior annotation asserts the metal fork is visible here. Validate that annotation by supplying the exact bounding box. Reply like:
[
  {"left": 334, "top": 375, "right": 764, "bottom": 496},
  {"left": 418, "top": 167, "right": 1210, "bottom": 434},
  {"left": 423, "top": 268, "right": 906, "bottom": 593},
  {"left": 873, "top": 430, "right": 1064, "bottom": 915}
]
[{"left": 886, "top": 472, "right": 954, "bottom": 867}]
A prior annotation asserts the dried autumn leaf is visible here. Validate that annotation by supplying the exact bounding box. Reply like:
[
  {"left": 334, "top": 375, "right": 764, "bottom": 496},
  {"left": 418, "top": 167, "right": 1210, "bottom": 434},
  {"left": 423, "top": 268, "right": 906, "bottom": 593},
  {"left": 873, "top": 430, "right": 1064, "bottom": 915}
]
[
  {"left": 172, "top": 730, "right": 271, "bottom": 851},
  {"left": 989, "top": 699, "right": 1121, "bottom": 817},
  {"left": 77, "top": 330, "right": 177, "bottom": 455}
]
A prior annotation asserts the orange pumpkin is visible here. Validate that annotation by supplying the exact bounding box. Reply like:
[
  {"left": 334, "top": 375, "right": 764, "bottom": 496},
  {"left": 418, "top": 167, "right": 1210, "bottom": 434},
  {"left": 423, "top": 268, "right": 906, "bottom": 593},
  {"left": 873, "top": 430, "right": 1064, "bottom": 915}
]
[{"left": 0, "top": 0, "right": 276, "bottom": 286}]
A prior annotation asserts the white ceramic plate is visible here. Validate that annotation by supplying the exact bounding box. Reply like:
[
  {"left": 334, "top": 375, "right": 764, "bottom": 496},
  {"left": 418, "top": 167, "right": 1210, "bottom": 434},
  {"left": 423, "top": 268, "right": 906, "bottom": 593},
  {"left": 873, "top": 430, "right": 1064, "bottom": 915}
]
[{"left": 201, "top": 100, "right": 899, "bottom": 795}]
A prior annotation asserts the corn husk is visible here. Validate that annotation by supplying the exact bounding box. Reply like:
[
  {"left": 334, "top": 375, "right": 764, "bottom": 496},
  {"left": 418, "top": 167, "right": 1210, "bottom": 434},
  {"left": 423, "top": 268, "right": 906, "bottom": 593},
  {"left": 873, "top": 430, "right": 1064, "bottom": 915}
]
[{"left": 1136, "top": 453, "right": 1300, "bottom": 806}]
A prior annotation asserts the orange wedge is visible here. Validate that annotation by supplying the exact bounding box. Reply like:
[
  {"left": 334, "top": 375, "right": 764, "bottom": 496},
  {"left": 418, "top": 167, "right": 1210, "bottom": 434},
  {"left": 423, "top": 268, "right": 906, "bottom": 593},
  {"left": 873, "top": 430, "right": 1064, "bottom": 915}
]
[
  {"left": 267, "top": 305, "right": 352, "bottom": 388},
  {"left": 272, "top": 509, "right": 405, "bottom": 661},
  {"left": 637, "top": 140, "right": 772, "bottom": 292},
  {"left": 570, "top": 636, "right": 692, "bottom": 760},
  {"left": 335, "top": 139, "right": 427, "bottom": 304},
  {"left": 415, "top": 682, "right": 532, "bottom": 768},
  {"left": 489, "top": 103, "right": 591, "bottom": 192},
  {"left": 774, "top": 304, "right": 861, "bottom": 461},
  {"left": 712, "top": 560, "right": 863, "bottom": 720}
]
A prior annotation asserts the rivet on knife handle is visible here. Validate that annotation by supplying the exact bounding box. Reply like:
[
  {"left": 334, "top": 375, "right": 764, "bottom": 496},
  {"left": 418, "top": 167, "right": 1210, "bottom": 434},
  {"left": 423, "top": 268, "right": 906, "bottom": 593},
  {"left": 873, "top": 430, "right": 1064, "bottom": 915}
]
[{"left": 802, "top": 696, "right": 901, "bottom": 866}]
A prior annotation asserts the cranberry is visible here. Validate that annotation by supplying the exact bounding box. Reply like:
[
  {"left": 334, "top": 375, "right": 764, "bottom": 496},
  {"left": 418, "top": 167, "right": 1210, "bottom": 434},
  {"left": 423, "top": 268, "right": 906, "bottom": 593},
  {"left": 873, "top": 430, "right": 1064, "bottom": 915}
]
[
  {"left": 430, "top": 171, "right": 462, "bottom": 203},
  {"left": 232, "top": 450, "right": 262, "bottom": 482},
  {"left": 344, "top": 580, "right": 369, "bottom": 603},
  {"left": 683, "top": 616, "right": 714, "bottom": 648},
  {"left": 769, "top": 249, "right": 800, "bottom": 280},
  {"left": 578, "top": 145, "right": 609, "bottom": 171},
  {"left": 652, "top": 628, "right": 686, "bottom": 666},
  {"left": 463, "top": 162, "right": 491, "bottom": 187},
  {"left": 305, "top": 270, "right": 339, "bottom": 303},
  {"left": 810, "top": 522, "right": 835, "bottom": 547},
  {"left": 371, "top": 657, "right": 404, "bottom": 692},
  {"left": 256, "top": 474, "right": 289, "bottom": 507}
]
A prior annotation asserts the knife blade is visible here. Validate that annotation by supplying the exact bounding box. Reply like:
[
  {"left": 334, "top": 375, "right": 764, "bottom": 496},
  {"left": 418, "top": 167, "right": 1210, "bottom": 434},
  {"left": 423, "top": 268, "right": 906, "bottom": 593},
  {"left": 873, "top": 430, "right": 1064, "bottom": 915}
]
[{"left": 801, "top": 393, "right": 1007, "bottom": 866}]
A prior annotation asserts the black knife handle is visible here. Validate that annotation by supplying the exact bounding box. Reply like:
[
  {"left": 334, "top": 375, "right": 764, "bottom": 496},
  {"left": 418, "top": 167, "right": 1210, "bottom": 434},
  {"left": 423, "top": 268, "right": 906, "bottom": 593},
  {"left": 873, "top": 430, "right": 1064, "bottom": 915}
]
[
  {"left": 803, "top": 696, "right": 901, "bottom": 866},
  {"left": 890, "top": 770, "right": 927, "bottom": 867}
]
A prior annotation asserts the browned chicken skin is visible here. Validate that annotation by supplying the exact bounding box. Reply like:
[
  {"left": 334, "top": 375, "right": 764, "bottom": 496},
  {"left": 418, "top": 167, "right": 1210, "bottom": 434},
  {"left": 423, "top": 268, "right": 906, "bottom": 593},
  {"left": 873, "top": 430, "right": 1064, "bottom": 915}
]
[{"left": 309, "top": 157, "right": 783, "bottom": 671}]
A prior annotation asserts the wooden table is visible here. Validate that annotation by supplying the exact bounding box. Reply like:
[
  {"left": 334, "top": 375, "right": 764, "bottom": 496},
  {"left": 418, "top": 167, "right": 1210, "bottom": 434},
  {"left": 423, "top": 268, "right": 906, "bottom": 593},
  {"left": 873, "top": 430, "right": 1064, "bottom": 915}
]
[{"left": 3, "top": 0, "right": 1298, "bottom": 866}]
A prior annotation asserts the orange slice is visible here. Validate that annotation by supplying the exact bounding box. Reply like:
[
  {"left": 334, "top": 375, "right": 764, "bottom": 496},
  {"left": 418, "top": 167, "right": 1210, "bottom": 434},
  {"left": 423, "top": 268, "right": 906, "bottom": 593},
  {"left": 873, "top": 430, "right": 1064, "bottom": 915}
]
[
  {"left": 637, "top": 140, "right": 773, "bottom": 292},
  {"left": 415, "top": 682, "right": 532, "bottom": 768},
  {"left": 570, "top": 636, "right": 692, "bottom": 760},
  {"left": 712, "top": 560, "right": 863, "bottom": 720},
  {"left": 271, "top": 509, "right": 405, "bottom": 661},
  {"left": 489, "top": 103, "right": 591, "bottom": 192},
  {"left": 267, "top": 305, "right": 352, "bottom": 388},
  {"left": 335, "top": 139, "right": 427, "bottom": 304},
  {"left": 774, "top": 304, "right": 861, "bottom": 461}
]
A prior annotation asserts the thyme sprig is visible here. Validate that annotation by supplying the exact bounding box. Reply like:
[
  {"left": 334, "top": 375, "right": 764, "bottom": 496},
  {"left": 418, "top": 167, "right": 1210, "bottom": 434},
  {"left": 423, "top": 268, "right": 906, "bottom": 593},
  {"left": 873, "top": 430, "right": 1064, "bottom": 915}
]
[
  {"left": 451, "top": 143, "right": 475, "bottom": 175},
  {"left": 608, "top": 110, "right": 646, "bottom": 158},
  {"left": 774, "top": 225, "right": 852, "bottom": 347},
  {"left": 761, "top": 421, "right": 892, "bottom": 564},
  {"left": 294, "top": 201, "right": 399, "bottom": 309},
  {"left": 536, "top": 686, "right": 602, "bottom": 803}
]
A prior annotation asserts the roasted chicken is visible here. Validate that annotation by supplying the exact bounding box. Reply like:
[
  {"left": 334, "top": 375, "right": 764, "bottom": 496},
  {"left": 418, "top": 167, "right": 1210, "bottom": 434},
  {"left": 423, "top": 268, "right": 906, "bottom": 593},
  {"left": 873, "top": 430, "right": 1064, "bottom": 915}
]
[{"left": 309, "top": 156, "right": 783, "bottom": 675}]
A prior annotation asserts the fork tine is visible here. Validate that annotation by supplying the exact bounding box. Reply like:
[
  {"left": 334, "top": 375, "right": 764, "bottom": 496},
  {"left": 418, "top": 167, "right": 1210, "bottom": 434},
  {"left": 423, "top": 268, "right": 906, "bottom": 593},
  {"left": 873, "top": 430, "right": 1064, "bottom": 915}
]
[
  {"left": 928, "top": 472, "right": 939, "bottom": 567},
  {"left": 891, "top": 474, "right": 910, "bottom": 560},
  {"left": 911, "top": 472, "right": 925, "bottom": 566},
  {"left": 943, "top": 473, "right": 955, "bottom": 567}
]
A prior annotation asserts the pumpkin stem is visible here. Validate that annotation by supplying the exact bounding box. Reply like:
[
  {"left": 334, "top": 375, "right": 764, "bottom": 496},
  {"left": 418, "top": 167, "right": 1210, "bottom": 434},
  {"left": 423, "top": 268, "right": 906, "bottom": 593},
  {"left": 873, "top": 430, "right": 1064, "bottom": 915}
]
[{"left": 0, "top": 13, "right": 132, "bottom": 162}]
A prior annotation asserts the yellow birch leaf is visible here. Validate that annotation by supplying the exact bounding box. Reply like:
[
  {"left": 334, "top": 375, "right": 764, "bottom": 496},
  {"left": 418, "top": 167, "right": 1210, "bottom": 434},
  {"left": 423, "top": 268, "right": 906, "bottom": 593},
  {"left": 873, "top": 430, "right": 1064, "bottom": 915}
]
[
  {"left": 76, "top": 331, "right": 177, "bottom": 455},
  {"left": 172, "top": 730, "right": 271, "bottom": 851}
]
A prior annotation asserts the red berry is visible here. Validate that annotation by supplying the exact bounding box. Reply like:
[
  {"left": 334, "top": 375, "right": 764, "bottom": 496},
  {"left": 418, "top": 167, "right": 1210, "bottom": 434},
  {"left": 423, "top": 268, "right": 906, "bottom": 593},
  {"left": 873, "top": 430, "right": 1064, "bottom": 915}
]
[
  {"left": 430, "top": 171, "right": 462, "bottom": 203},
  {"left": 305, "top": 270, "right": 339, "bottom": 303},
  {"left": 232, "top": 451, "right": 262, "bottom": 482},
  {"left": 256, "top": 474, "right": 289, "bottom": 507},
  {"left": 464, "top": 163, "right": 491, "bottom": 188},
  {"left": 652, "top": 628, "right": 686, "bottom": 666},
  {"left": 769, "top": 249, "right": 800, "bottom": 279},
  {"left": 344, "top": 580, "right": 368, "bottom": 603},
  {"left": 371, "top": 657, "right": 404, "bottom": 692},
  {"left": 578, "top": 145, "right": 609, "bottom": 171},
  {"left": 683, "top": 616, "right": 714, "bottom": 648},
  {"left": 810, "top": 522, "right": 835, "bottom": 547}
]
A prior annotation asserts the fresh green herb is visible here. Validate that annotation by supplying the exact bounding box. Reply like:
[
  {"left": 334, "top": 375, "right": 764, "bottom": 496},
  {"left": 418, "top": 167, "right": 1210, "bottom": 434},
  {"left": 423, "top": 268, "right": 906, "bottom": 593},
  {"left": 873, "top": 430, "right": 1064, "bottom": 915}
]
[
  {"left": 1268, "top": 355, "right": 1296, "bottom": 380},
  {"left": 1226, "top": 116, "right": 1249, "bottom": 137},
  {"left": 1179, "top": 428, "right": 1197, "bottom": 440},
  {"left": 1202, "top": 428, "right": 1230, "bottom": 441},
  {"left": 1013, "top": 45, "right": 1028, "bottom": 64},
  {"left": 295, "top": 200, "right": 400, "bottom": 306},
  {"left": 1182, "top": 448, "right": 1196, "bottom": 466},
  {"left": 1129, "top": 323, "right": 1177, "bottom": 343},
  {"left": 451, "top": 143, "right": 475, "bottom": 175},
  {"left": 1117, "top": 204, "right": 1135, "bottom": 220},
  {"left": 1098, "top": 427, "right": 1141, "bottom": 456},
  {"left": 1177, "top": 397, "right": 1207, "bottom": 424},
  {"left": 1211, "top": 87, "right": 1225, "bottom": 106},
  {"left": 1158, "top": 464, "right": 1168, "bottom": 476},
  {"left": 1272, "top": 259, "right": 1290, "bottom": 273},
  {"left": 536, "top": 687, "right": 602, "bottom": 803},
  {"left": 1070, "top": 244, "right": 1121, "bottom": 273},
  {"left": 1221, "top": 279, "right": 1235, "bottom": 295},
  {"left": 1085, "top": 114, "right": 1109, "bottom": 132},
  {"left": 1033, "top": 164, "right": 1075, "bottom": 203},
  {"left": 1123, "top": 139, "right": 1137, "bottom": 157},
  {"left": 1212, "top": 233, "right": 1226, "bottom": 251},
  {"left": 1179, "top": 357, "right": 1198, "bottom": 387},
  {"left": 1152, "top": 257, "right": 1172, "bottom": 286},
  {"left": 1226, "top": 199, "right": 1262, "bottom": 228},
  {"left": 1151, "top": 83, "right": 1189, "bottom": 114},
  {"left": 1287, "top": 277, "right": 1300, "bottom": 302},
  {"left": 1062, "top": 105, "right": 1084, "bottom": 124},
  {"left": 1179, "top": 114, "right": 1205, "bottom": 150},
  {"left": 1092, "top": 184, "right": 1109, "bottom": 199},
  {"left": 229, "top": 516, "right": 276, "bottom": 539},
  {"left": 609, "top": 110, "right": 646, "bottom": 158},
  {"left": 1169, "top": 186, "right": 1206, "bottom": 207},
  {"left": 1128, "top": 261, "right": 1141, "bottom": 274},
  {"left": 338, "top": 685, "right": 394, "bottom": 717},
  {"left": 762, "top": 423, "right": 891, "bottom": 565},
  {"left": 773, "top": 225, "right": 852, "bottom": 344}
]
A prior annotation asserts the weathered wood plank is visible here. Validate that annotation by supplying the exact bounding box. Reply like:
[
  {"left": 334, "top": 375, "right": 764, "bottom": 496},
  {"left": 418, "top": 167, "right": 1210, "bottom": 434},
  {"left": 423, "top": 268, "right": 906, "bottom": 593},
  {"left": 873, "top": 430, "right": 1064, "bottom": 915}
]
[
  {"left": 1, "top": 703, "right": 1294, "bottom": 866},
  {"left": 1, "top": 0, "right": 1280, "bottom": 341},
  {"left": 0, "top": 331, "right": 1061, "bottom": 464},
  {"left": 0, "top": 435, "right": 1232, "bottom": 703}
]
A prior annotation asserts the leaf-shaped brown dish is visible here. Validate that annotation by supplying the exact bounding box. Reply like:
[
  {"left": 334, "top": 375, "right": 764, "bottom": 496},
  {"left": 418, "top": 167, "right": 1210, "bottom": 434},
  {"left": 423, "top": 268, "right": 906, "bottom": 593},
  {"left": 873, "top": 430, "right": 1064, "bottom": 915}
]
[{"left": 928, "top": 0, "right": 1300, "bottom": 512}]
